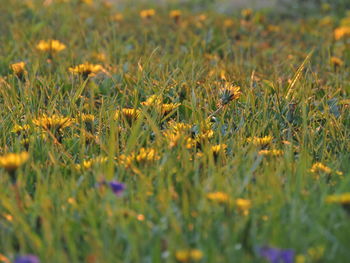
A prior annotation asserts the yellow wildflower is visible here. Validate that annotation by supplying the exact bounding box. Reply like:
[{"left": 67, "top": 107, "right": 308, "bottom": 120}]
[
  {"left": 307, "top": 246, "right": 325, "bottom": 261},
  {"left": 141, "top": 95, "right": 162, "bottom": 107},
  {"left": 112, "top": 13, "right": 124, "bottom": 22},
  {"left": 258, "top": 149, "right": 283, "bottom": 157},
  {"left": 175, "top": 249, "right": 203, "bottom": 262},
  {"left": 241, "top": 8, "right": 253, "bottom": 19},
  {"left": 334, "top": 26, "right": 350, "bottom": 40},
  {"left": 140, "top": 9, "right": 155, "bottom": 19},
  {"left": 0, "top": 152, "right": 29, "bottom": 173},
  {"left": 295, "top": 255, "right": 306, "bottom": 263},
  {"left": 247, "top": 136, "right": 273, "bottom": 147},
  {"left": 169, "top": 10, "right": 182, "bottom": 22},
  {"left": 161, "top": 103, "right": 181, "bottom": 115},
  {"left": 207, "top": 192, "right": 230, "bottom": 203},
  {"left": 115, "top": 108, "right": 141, "bottom": 122},
  {"left": 75, "top": 156, "right": 107, "bottom": 170},
  {"left": 310, "top": 162, "right": 332, "bottom": 174},
  {"left": 223, "top": 19, "right": 234, "bottom": 27},
  {"left": 168, "top": 121, "right": 192, "bottom": 133},
  {"left": 36, "top": 39, "right": 66, "bottom": 53},
  {"left": 219, "top": 84, "right": 241, "bottom": 106},
  {"left": 326, "top": 193, "right": 350, "bottom": 204},
  {"left": 235, "top": 198, "right": 251, "bottom": 216},
  {"left": 119, "top": 148, "right": 160, "bottom": 168},
  {"left": 33, "top": 114, "right": 73, "bottom": 132},
  {"left": 92, "top": 52, "right": 107, "bottom": 62},
  {"left": 330, "top": 56, "right": 344, "bottom": 67},
  {"left": 10, "top": 62, "right": 26, "bottom": 78},
  {"left": 69, "top": 62, "right": 104, "bottom": 78},
  {"left": 12, "top": 124, "right": 30, "bottom": 135},
  {"left": 211, "top": 144, "right": 227, "bottom": 156},
  {"left": 136, "top": 148, "right": 160, "bottom": 163}
]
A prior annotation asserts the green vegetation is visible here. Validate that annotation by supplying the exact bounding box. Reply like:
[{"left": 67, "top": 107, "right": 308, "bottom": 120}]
[{"left": 1, "top": 0, "right": 350, "bottom": 262}]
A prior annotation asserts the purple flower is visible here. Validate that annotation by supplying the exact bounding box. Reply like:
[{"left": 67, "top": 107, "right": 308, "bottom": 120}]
[
  {"left": 109, "top": 181, "right": 125, "bottom": 196},
  {"left": 259, "top": 246, "right": 294, "bottom": 263},
  {"left": 14, "top": 255, "right": 40, "bottom": 263}
]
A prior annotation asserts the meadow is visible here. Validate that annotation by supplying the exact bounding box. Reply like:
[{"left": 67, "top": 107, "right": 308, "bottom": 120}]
[{"left": 1, "top": 0, "right": 350, "bottom": 262}]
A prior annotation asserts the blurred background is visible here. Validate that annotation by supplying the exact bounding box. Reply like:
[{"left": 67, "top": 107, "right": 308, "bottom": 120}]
[{"left": 110, "top": 0, "right": 350, "bottom": 16}]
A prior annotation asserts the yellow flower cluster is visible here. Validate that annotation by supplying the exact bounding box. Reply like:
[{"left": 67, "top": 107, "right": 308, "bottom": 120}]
[
  {"left": 75, "top": 156, "right": 107, "bottom": 170},
  {"left": 119, "top": 148, "right": 160, "bottom": 168},
  {"left": 141, "top": 95, "right": 181, "bottom": 115},
  {"left": 247, "top": 136, "right": 273, "bottom": 147},
  {"left": 258, "top": 149, "right": 283, "bottom": 157},
  {"left": 310, "top": 162, "right": 332, "bottom": 174},
  {"left": 211, "top": 144, "right": 227, "bottom": 155},
  {"left": 175, "top": 249, "right": 203, "bottom": 262},
  {"left": 36, "top": 39, "right": 66, "bottom": 53}
]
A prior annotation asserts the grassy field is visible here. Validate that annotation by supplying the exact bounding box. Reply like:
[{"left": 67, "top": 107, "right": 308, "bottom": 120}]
[{"left": 1, "top": 0, "right": 350, "bottom": 262}]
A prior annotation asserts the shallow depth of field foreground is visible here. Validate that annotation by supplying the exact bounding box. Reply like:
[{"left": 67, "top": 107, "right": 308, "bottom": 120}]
[{"left": 1, "top": 0, "right": 350, "bottom": 262}]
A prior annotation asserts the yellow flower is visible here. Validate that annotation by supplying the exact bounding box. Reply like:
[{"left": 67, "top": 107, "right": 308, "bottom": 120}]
[
  {"left": 334, "top": 26, "right": 350, "bottom": 40},
  {"left": 33, "top": 114, "right": 73, "bottom": 132},
  {"left": 161, "top": 103, "right": 181, "bottom": 115},
  {"left": 223, "top": 19, "right": 234, "bottom": 27},
  {"left": 310, "top": 162, "right": 332, "bottom": 174},
  {"left": 140, "top": 9, "right": 155, "bottom": 19},
  {"left": 81, "top": 0, "right": 93, "bottom": 5},
  {"left": 175, "top": 249, "right": 203, "bottom": 262},
  {"left": 326, "top": 193, "right": 350, "bottom": 204},
  {"left": 119, "top": 148, "right": 160, "bottom": 168},
  {"left": 12, "top": 124, "right": 30, "bottom": 135},
  {"left": 211, "top": 144, "right": 227, "bottom": 156},
  {"left": 75, "top": 156, "right": 107, "bottom": 170},
  {"left": 258, "top": 149, "right": 283, "bottom": 157},
  {"left": 235, "top": 198, "right": 251, "bottom": 216},
  {"left": 141, "top": 95, "right": 162, "bottom": 107},
  {"left": 36, "top": 39, "right": 66, "bottom": 53},
  {"left": 197, "top": 14, "right": 207, "bottom": 22},
  {"left": 10, "top": 62, "right": 26, "bottom": 78},
  {"left": 207, "top": 192, "right": 230, "bottom": 203},
  {"left": 219, "top": 84, "right": 241, "bottom": 106},
  {"left": 267, "top": 25, "right": 280, "bottom": 32},
  {"left": 164, "top": 131, "right": 180, "bottom": 148},
  {"left": 0, "top": 152, "right": 29, "bottom": 173},
  {"left": 92, "top": 52, "right": 107, "bottom": 62},
  {"left": 69, "top": 63, "right": 104, "bottom": 78},
  {"left": 78, "top": 113, "right": 95, "bottom": 124},
  {"left": 167, "top": 121, "right": 192, "bottom": 133},
  {"left": 112, "top": 13, "right": 124, "bottom": 22},
  {"left": 169, "top": 10, "right": 182, "bottom": 21},
  {"left": 307, "top": 246, "right": 325, "bottom": 261},
  {"left": 247, "top": 136, "right": 273, "bottom": 147},
  {"left": 136, "top": 148, "right": 160, "bottom": 163},
  {"left": 241, "top": 8, "right": 253, "bottom": 19},
  {"left": 295, "top": 255, "right": 306, "bottom": 263},
  {"left": 115, "top": 108, "right": 141, "bottom": 122},
  {"left": 330, "top": 56, "right": 344, "bottom": 67}
]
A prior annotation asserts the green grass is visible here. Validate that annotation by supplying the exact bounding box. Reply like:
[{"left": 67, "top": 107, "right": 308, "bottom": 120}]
[{"left": 1, "top": 0, "right": 350, "bottom": 262}]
